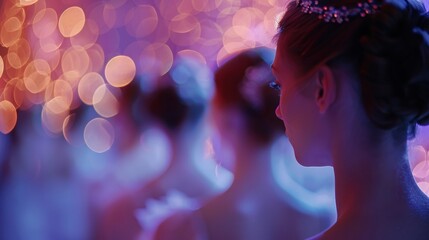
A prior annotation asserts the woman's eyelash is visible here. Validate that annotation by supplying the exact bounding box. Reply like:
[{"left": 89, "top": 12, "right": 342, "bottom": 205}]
[{"left": 269, "top": 81, "right": 281, "bottom": 91}]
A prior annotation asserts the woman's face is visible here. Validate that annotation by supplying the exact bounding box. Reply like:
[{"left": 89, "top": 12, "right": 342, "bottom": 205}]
[{"left": 271, "top": 46, "right": 332, "bottom": 166}]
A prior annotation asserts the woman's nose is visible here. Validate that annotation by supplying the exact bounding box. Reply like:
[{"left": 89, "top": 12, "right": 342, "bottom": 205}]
[{"left": 275, "top": 105, "right": 282, "bottom": 120}]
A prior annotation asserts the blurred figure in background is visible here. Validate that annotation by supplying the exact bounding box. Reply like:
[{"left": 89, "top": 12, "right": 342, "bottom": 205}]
[
  {"left": 96, "top": 57, "right": 230, "bottom": 240},
  {"left": 73, "top": 77, "right": 166, "bottom": 240},
  {"left": 0, "top": 108, "right": 92, "bottom": 240},
  {"left": 154, "top": 47, "right": 332, "bottom": 240},
  {"left": 96, "top": 77, "right": 165, "bottom": 192}
]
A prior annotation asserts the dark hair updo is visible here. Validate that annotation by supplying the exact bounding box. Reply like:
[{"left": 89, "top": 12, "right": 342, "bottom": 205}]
[
  {"left": 278, "top": 0, "right": 429, "bottom": 137},
  {"left": 214, "top": 47, "right": 284, "bottom": 144},
  {"left": 146, "top": 57, "right": 213, "bottom": 133}
]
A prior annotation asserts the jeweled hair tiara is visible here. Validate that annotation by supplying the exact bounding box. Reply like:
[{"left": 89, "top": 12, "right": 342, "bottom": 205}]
[{"left": 297, "top": 0, "right": 381, "bottom": 23}]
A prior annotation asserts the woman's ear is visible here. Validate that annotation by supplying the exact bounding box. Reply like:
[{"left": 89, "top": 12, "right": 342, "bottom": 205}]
[{"left": 314, "top": 65, "right": 336, "bottom": 114}]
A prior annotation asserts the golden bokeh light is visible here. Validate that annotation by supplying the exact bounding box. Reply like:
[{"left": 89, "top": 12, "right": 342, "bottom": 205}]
[
  {"left": 413, "top": 160, "right": 429, "bottom": 179},
  {"left": 0, "top": 100, "right": 17, "bottom": 134},
  {"left": 61, "top": 46, "right": 90, "bottom": 80},
  {"left": 2, "top": 3, "right": 26, "bottom": 23},
  {"left": 268, "top": 0, "right": 287, "bottom": 7},
  {"left": 409, "top": 145, "right": 429, "bottom": 194},
  {"left": 0, "top": 56, "right": 4, "bottom": 78},
  {"left": 223, "top": 26, "right": 255, "bottom": 53},
  {"left": 86, "top": 43, "right": 105, "bottom": 73},
  {"left": 70, "top": 19, "right": 99, "bottom": 49},
  {"left": 169, "top": 14, "right": 201, "bottom": 46},
  {"left": 13, "top": 79, "right": 28, "bottom": 109},
  {"left": 101, "top": 4, "right": 117, "bottom": 33},
  {"left": 148, "top": 19, "right": 170, "bottom": 44},
  {"left": 125, "top": 5, "right": 158, "bottom": 38},
  {"left": 177, "top": 49, "right": 207, "bottom": 65},
  {"left": 103, "top": 0, "right": 128, "bottom": 8},
  {"left": 105, "top": 55, "right": 136, "bottom": 88},
  {"left": 87, "top": 4, "right": 111, "bottom": 35},
  {"left": 58, "top": 6, "right": 86, "bottom": 38},
  {"left": 409, "top": 145, "right": 429, "bottom": 179},
  {"left": 177, "top": 0, "right": 195, "bottom": 14},
  {"left": 19, "top": 0, "right": 39, "bottom": 7},
  {"left": 25, "top": 89, "right": 46, "bottom": 105},
  {"left": 4, "top": 67, "right": 18, "bottom": 82},
  {"left": 2, "top": 78, "right": 24, "bottom": 108},
  {"left": 32, "top": 8, "right": 58, "bottom": 39},
  {"left": 410, "top": 145, "right": 426, "bottom": 168},
  {"left": 38, "top": 28, "right": 64, "bottom": 53},
  {"left": 62, "top": 113, "right": 74, "bottom": 144},
  {"left": 158, "top": 0, "right": 181, "bottom": 21},
  {"left": 170, "top": 13, "right": 200, "bottom": 34},
  {"left": 140, "top": 43, "right": 174, "bottom": 76},
  {"left": 84, "top": 117, "right": 115, "bottom": 153},
  {"left": 34, "top": 47, "right": 61, "bottom": 71},
  {"left": 194, "top": 19, "right": 223, "bottom": 57},
  {"left": 93, "top": 84, "right": 119, "bottom": 118},
  {"left": 264, "top": 7, "right": 283, "bottom": 34},
  {"left": 191, "top": 0, "right": 223, "bottom": 12},
  {"left": 232, "top": 8, "right": 255, "bottom": 28},
  {"left": 7, "top": 38, "right": 31, "bottom": 69},
  {"left": 216, "top": 47, "right": 231, "bottom": 67},
  {"left": 44, "top": 95, "right": 70, "bottom": 115},
  {"left": 42, "top": 97, "right": 70, "bottom": 133},
  {"left": 1, "top": 80, "right": 16, "bottom": 108},
  {"left": 44, "top": 79, "right": 74, "bottom": 109},
  {"left": 25, "top": 0, "right": 47, "bottom": 19},
  {"left": 123, "top": 40, "right": 149, "bottom": 69},
  {"left": 253, "top": 0, "right": 274, "bottom": 8},
  {"left": 60, "top": 71, "right": 80, "bottom": 91},
  {"left": 23, "top": 59, "right": 51, "bottom": 94},
  {"left": 1, "top": 17, "right": 23, "bottom": 47},
  {"left": 78, "top": 72, "right": 105, "bottom": 105},
  {"left": 217, "top": 1, "right": 242, "bottom": 17}
]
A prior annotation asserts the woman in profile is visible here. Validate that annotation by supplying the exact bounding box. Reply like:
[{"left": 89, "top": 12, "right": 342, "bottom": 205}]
[
  {"left": 272, "top": 0, "right": 429, "bottom": 239},
  {"left": 155, "top": 47, "right": 332, "bottom": 240}
]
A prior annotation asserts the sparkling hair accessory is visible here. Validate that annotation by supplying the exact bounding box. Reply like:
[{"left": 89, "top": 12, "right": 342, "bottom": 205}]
[{"left": 297, "top": 0, "right": 380, "bottom": 23}]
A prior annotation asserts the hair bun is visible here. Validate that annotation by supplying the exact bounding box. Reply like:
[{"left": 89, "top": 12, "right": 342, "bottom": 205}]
[{"left": 359, "top": 0, "right": 429, "bottom": 132}]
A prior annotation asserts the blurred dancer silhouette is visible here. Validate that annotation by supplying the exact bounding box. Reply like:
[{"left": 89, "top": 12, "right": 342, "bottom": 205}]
[
  {"left": 155, "top": 47, "right": 332, "bottom": 240},
  {"left": 96, "top": 58, "right": 229, "bottom": 240}
]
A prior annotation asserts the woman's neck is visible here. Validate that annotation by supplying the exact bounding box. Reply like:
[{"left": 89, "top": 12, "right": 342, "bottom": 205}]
[
  {"left": 165, "top": 132, "right": 203, "bottom": 172},
  {"left": 229, "top": 140, "right": 278, "bottom": 193},
  {"left": 332, "top": 129, "right": 426, "bottom": 223}
]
